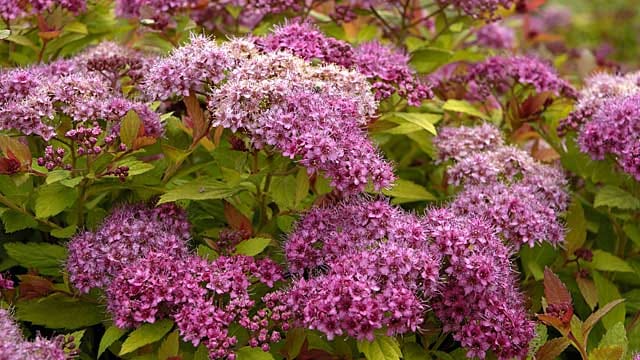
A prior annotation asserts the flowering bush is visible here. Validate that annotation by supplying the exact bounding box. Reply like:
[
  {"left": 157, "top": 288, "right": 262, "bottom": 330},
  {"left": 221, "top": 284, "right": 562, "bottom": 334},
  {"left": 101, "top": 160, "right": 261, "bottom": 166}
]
[{"left": 1, "top": 1, "right": 639, "bottom": 360}]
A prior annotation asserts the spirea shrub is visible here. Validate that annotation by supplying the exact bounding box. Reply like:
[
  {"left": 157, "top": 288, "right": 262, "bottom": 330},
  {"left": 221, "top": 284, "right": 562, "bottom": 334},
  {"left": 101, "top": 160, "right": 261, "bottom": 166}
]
[{"left": 0, "top": 1, "right": 637, "bottom": 360}]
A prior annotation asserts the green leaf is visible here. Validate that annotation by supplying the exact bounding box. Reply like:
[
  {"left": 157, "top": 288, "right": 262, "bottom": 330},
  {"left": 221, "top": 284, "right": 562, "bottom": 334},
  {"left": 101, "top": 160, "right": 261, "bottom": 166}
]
[
  {"left": 282, "top": 328, "right": 306, "bottom": 360},
  {"left": 16, "top": 294, "right": 104, "bottom": 329},
  {"left": 119, "top": 319, "right": 174, "bottom": 356},
  {"left": 357, "top": 335, "right": 402, "bottom": 360},
  {"left": 382, "top": 179, "right": 436, "bottom": 204},
  {"left": 65, "top": 330, "right": 85, "bottom": 356},
  {"left": 120, "top": 110, "right": 141, "bottom": 149},
  {"left": 596, "top": 321, "right": 627, "bottom": 356},
  {"left": 235, "top": 346, "right": 275, "bottom": 360},
  {"left": 623, "top": 223, "right": 640, "bottom": 247},
  {"left": 589, "top": 346, "right": 625, "bottom": 360},
  {"left": 410, "top": 47, "right": 453, "bottom": 73},
  {"left": 98, "top": 326, "right": 127, "bottom": 358},
  {"left": 46, "top": 170, "right": 71, "bottom": 184},
  {"left": 403, "top": 342, "right": 429, "bottom": 360},
  {"left": 270, "top": 175, "right": 296, "bottom": 210},
  {"left": 234, "top": 237, "right": 271, "bottom": 256},
  {"left": 593, "top": 186, "right": 640, "bottom": 210},
  {"left": 0, "top": 29, "right": 9, "bottom": 40},
  {"left": 158, "top": 179, "right": 239, "bottom": 204},
  {"left": 5, "top": 34, "right": 38, "bottom": 50},
  {"left": 117, "top": 158, "right": 154, "bottom": 176},
  {"left": 63, "top": 21, "right": 88, "bottom": 34},
  {"left": 1, "top": 210, "right": 38, "bottom": 233},
  {"left": 197, "top": 245, "right": 219, "bottom": 260},
  {"left": 389, "top": 113, "right": 439, "bottom": 135},
  {"left": 158, "top": 329, "right": 180, "bottom": 360},
  {"left": 591, "top": 250, "right": 634, "bottom": 273},
  {"left": 592, "top": 272, "right": 626, "bottom": 330},
  {"left": 51, "top": 225, "right": 77, "bottom": 239},
  {"left": 565, "top": 198, "right": 586, "bottom": 255},
  {"left": 442, "top": 99, "right": 488, "bottom": 119},
  {"left": 295, "top": 169, "right": 309, "bottom": 206},
  {"left": 194, "top": 345, "right": 209, "bottom": 360},
  {"left": 4, "top": 242, "right": 66, "bottom": 276},
  {"left": 35, "top": 183, "right": 77, "bottom": 218}
]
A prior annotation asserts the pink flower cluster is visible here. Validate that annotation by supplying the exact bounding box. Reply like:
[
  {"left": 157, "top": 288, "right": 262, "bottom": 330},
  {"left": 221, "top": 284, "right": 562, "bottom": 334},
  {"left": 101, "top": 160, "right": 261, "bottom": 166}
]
[
  {"left": 258, "top": 22, "right": 433, "bottom": 106},
  {"left": 425, "top": 208, "right": 535, "bottom": 360},
  {"left": 0, "top": 309, "right": 75, "bottom": 360},
  {"left": 276, "top": 198, "right": 535, "bottom": 359},
  {"left": 435, "top": 124, "right": 568, "bottom": 247},
  {"left": 107, "top": 252, "right": 284, "bottom": 359},
  {"left": 144, "top": 35, "right": 394, "bottom": 195},
  {"left": 559, "top": 72, "right": 640, "bottom": 180},
  {"left": 1, "top": 0, "right": 85, "bottom": 22},
  {"left": 0, "top": 45, "right": 162, "bottom": 142},
  {"left": 472, "top": 22, "right": 515, "bottom": 49},
  {"left": 66, "top": 203, "right": 191, "bottom": 293},
  {"left": 66, "top": 203, "right": 284, "bottom": 359}
]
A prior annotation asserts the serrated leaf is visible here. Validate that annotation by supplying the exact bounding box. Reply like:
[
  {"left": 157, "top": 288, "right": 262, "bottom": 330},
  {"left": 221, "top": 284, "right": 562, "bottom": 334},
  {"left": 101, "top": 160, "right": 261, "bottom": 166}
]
[
  {"left": 51, "top": 225, "right": 77, "bottom": 239},
  {"left": 119, "top": 319, "right": 174, "bottom": 356},
  {"left": 35, "top": 183, "right": 77, "bottom": 218},
  {"left": 590, "top": 272, "right": 625, "bottom": 331},
  {"left": 591, "top": 250, "right": 633, "bottom": 273},
  {"left": 565, "top": 199, "right": 586, "bottom": 255},
  {"left": 442, "top": 99, "right": 488, "bottom": 119},
  {"left": 65, "top": 330, "right": 85, "bottom": 356},
  {"left": 120, "top": 110, "right": 141, "bottom": 149},
  {"left": 543, "top": 267, "right": 572, "bottom": 305},
  {"left": 389, "top": 113, "right": 439, "bottom": 135},
  {"left": 235, "top": 346, "right": 275, "bottom": 360},
  {"left": 576, "top": 276, "right": 598, "bottom": 310},
  {"left": 535, "top": 338, "right": 570, "bottom": 360},
  {"left": 158, "top": 179, "right": 239, "bottom": 204},
  {"left": 4, "top": 242, "right": 66, "bottom": 276},
  {"left": 589, "top": 346, "right": 624, "bottom": 360},
  {"left": 46, "top": 170, "right": 71, "bottom": 184},
  {"left": 1, "top": 210, "right": 38, "bottom": 233},
  {"left": 234, "top": 237, "right": 271, "bottom": 256},
  {"left": 158, "top": 329, "right": 179, "bottom": 359},
  {"left": 596, "top": 321, "right": 627, "bottom": 356},
  {"left": 382, "top": 179, "right": 436, "bottom": 203},
  {"left": 357, "top": 335, "right": 402, "bottom": 360},
  {"left": 98, "top": 326, "right": 126, "bottom": 358},
  {"left": 594, "top": 186, "right": 640, "bottom": 210},
  {"left": 270, "top": 175, "right": 296, "bottom": 210},
  {"left": 16, "top": 294, "right": 104, "bottom": 329}
]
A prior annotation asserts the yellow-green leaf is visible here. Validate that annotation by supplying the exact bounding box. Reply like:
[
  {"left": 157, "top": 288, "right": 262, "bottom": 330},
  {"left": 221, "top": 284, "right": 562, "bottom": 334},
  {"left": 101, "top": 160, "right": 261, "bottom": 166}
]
[
  {"left": 442, "top": 99, "right": 489, "bottom": 120},
  {"left": 98, "top": 326, "right": 126, "bottom": 358},
  {"left": 382, "top": 179, "right": 436, "bottom": 204},
  {"left": 119, "top": 319, "right": 174, "bottom": 356},
  {"left": 234, "top": 237, "right": 271, "bottom": 256},
  {"left": 120, "top": 110, "right": 141, "bottom": 149},
  {"left": 357, "top": 335, "right": 402, "bottom": 360}
]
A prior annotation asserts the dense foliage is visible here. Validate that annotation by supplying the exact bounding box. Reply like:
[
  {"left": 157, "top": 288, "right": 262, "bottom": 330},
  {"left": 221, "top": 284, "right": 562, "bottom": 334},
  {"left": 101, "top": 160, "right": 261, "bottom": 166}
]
[{"left": 1, "top": 0, "right": 639, "bottom": 359}]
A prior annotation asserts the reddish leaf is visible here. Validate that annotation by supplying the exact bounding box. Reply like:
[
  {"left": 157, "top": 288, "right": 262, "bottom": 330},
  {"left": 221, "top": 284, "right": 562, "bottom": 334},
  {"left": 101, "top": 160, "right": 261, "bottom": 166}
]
[
  {"left": 544, "top": 267, "right": 572, "bottom": 306},
  {"left": 223, "top": 201, "right": 253, "bottom": 235},
  {"left": 0, "top": 135, "right": 31, "bottom": 168},
  {"left": 17, "top": 275, "right": 54, "bottom": 300},
  {"left": 184, "top": 92, "right": 209, "bottom": 146},
  {"left": 536, "top": 337, "right": 570, "bottom": 360},
  {"left": 537, "top": 314, "right": 569, "bottom": 334}
]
